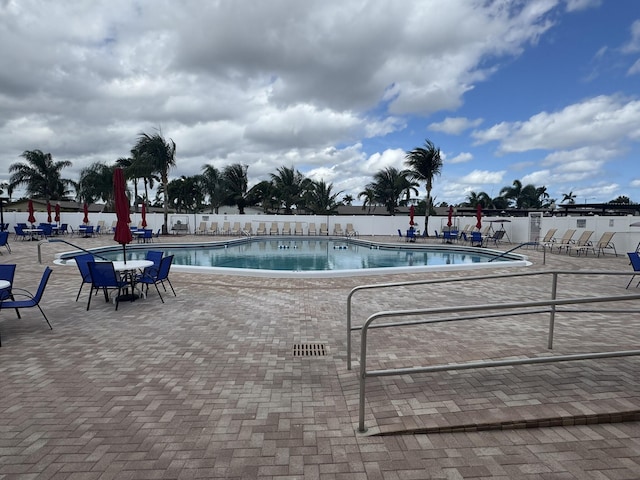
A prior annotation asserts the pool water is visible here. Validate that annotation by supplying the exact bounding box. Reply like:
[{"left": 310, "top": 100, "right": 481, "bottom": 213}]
[{"left": 75, "top": 238, "right": 527, "bottom": 277}]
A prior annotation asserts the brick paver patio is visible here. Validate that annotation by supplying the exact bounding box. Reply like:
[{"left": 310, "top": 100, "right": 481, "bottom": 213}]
[{"left": 1, "top": 232, "right": 639, "bottom": 479}]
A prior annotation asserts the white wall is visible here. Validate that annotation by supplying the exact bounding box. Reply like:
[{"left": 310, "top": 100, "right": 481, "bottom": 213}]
[{"left": 5, "top": 210, "right": 640, "bottom": 254}]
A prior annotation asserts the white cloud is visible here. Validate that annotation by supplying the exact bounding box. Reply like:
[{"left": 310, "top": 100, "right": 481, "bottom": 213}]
[
  {"left": 458, "top": 169, "right": 506, "bottom": 185},
  {"left": 622, "top": 20, "right": 640, "bottom": 54},
  {"left": 448, "top": 152, "right": 474, "bottom": 164},
  {"left": 564, "top": 0, "right": 602, "bottom": 12},
  {"left": 473, "top": 95, "right": 640, "bottom": 152},
  {"left": 429, "top": 117, "right": 483, "bottom": 135}
]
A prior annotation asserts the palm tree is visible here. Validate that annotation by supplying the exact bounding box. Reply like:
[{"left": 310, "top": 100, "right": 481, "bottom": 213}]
[
  {"left": 499, "top": 180, "right": 525, "bottom": 208},
  {"left": 9, "top": 149, "right": 75, "bottom": 200},
  {"left": 201, "top": 165, "right": 227, "bottom": 214},
  {"left": 270, "top": 166, "right": 309, "bottom": 214},
  {"left": 368, "top": 167, "right": 413, "bottom": 215},
  {"left": 304, "top": 179, "right": 342, "bottom": 214},
  {"left": 0, "top": 181, "right": 13, "bottom": 200},
  {"left": 358, "top": 187, "right": 377, "bottom": 214},
  {"left": 405, "top": 139, "right": 443, "bottom": 236},
  {"left": 561, "top": 191, "right": 577, "bottom": 204},
  {"left": 342, "top": 194, "right": 354, "bottom": 206},
  {"left": 134, "top": 132, "right": 177, "bottom": 234},
  {"left": 223, "top": 163, "right": 249, "bottom": 214},
  {"left": 465, "top": 191, "right": 492, "bottom": 207},
  {"left": 77, "top": 162, "right": 116, "bottom": 207},
  {"left": 247, "top": 180, "right": 279, "bottom": 213}
]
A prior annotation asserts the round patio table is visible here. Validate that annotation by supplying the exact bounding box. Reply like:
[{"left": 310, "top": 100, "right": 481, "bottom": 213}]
[{"left": 112, "top": 260, "right": 153, "bottom": 302}]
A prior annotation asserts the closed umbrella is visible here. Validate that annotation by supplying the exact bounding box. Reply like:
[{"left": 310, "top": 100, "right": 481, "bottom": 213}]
[
  {"left": 47, "top": 201, "right": 52, "bottom": 223},
  {"left": 83, "top": 203, "right": 89, "bottom": 225},
  {"left": 475, "top": 204, "right": 482, "bottom": 230},
  {"left": 27, "top": 199, "right": 36, "bottom": 225},
  {"left": 409, "top": 205, "right": 415, "bottom": 226},
  {"left": 113, "top": 168, "right": 132, "bottom": 263},
  {"left": 141, "top": 203, "right": 147, "bottom": 228},
  {"left": 447, "top": 205, "right": 453, "bottom": 227},
  {"left": 54, "top": 203, "right": 61, "bottom": 224}
]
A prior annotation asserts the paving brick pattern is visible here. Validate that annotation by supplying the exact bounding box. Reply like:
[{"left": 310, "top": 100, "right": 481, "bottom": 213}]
[{"left": 0, "top": 233, "right": 639, "bottom": 479}]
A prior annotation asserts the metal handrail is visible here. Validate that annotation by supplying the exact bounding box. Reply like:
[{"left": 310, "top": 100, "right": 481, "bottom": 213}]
[
  {"left": 38, "top": 238, "right": 112, "bottom": 264},
  {"left": 347, "top": 271, "right": 640, "bottom": 432},
  {"left": 346, "top": 269, "right": 635, "bottom": 370}
]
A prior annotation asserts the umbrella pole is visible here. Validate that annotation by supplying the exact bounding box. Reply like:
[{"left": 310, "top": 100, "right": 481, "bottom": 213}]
[{"left": 122, "top": 244, "right": 127, "bottom": 264}]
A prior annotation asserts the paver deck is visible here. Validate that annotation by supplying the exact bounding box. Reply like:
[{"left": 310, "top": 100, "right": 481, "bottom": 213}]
[{"left": 1, "top": 232, "right": 639, "bottom": 479}]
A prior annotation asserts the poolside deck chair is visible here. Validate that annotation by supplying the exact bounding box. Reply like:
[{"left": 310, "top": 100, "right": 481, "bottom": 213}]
[
  {"left": 594, "top": 232, "right": 617, "bottom": 257},
  {"left": 626, "top": 252, "right": 640, "bottom": 288},
  {"left": 86, "top": 262, "right": 128, "bottom": 311},
  {"left": 256, "top": 222, "right": 267, "bottom": 235},
  {"left": 308, "top": 223, "right": 317, "bottom": 235},
  {"left": 319, "top": 223, "right": 328, "bottom": 235},
  {"left": 0, "top": 267, "right": 53, "bottom": 346},
  {"left": 567, "top": 230, "right": 594, "bottom": 256},
  {"left": 282, "top": 222, "right": 291, "bottom": 235},
  {"left": 243, "top": 222, "right": 253, "bottom": 235},
  {"left": 294, "top": 222, "right": 303, "bottom": 235},
  {"left": 547, "top": 229, "right": 576, "bottom": 253},
  {"left": 230, "top": 222, "right": 241, "bottom": 236},
  {"left": 345, "top": 223, "right": 357, "bottom": 237},
  {"left": 269, "top": 222, "right": 279, "bottom": 235},
  {"left": 208, "top": 222, "right": 219, "bottom": 235},
  {"left": 470, "top": 231, "right": 483, "bottom": 247},
  {"left": 483, "top": 229, "right": 505, "bottom": 247},
  {"left": 196, "top": 221, "right": 208, "bottom": 235},
  {"left": 535, "top": 228, "right": 557, "bottom": 250},
  {"left": 220, "top": 221, "right": 231, "bottom": 235},
  {"left": 333, "top": 223, "right": 344, "bottom": 236},
  {"left": 73, "top": 253, "right": 96, "bottom": 302},
  {"left": 97, "top": 220, "right": 106, "bottom": 234},
  {"left": 136, "top": 255, "right": 176, "bottom": 303}
]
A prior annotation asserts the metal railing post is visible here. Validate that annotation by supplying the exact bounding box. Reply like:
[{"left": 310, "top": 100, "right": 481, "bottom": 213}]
[{"left": 548, "top": 272, "right": 558, "bottom": 349}]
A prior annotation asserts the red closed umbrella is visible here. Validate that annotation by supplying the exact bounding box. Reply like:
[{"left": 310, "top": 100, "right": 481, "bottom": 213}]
[
  {"left": 141, "top": 203, "right": 147, "bottom": 228},
  {"left": 113, "top": 168, "right": 132, "bottom": 262},
  {"left": 83, "top": 203, "right": 89, "bottom": 225},
  {"left": 27, "top": 199, "right": 36, "bottom": 225},
  {"left": 409, "top": 205, "right": 415, "bottom": 226},
  {"left": 475, "top": 204, "right": 482, "bottom": 230},
  {"left": 54, "top": 203, "right": 61, "bottom": 223},
  {"left": 46, "top": 201, "right": 52, "bottom": 223},
  {"left": 447, "top": 205, "right": 453, "bottom": 227}
]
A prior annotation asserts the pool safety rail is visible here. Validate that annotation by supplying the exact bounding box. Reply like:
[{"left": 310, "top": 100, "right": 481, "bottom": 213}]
[{"left": 347, "top": 270, "right": 640, "bottom": 433}]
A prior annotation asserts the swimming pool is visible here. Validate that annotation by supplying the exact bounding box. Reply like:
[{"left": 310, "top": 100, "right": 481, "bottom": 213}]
[{"left": 57, "top": 237, "right": 530, "bottom": 278}]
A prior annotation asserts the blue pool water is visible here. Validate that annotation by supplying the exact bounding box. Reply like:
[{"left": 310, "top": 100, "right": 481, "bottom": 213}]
[{"left": 60, "top": 237, "right": 529, "bottom": 277}]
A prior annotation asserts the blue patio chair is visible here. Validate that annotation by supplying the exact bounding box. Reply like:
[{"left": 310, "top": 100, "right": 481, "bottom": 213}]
[
  {"left": 0, "top": 267, "right": 53, "bottom": 347},
  {"left": 59, "top": 223, "right": 69, "bottom": 235},
  {"left": 405, "top": 228, "right": 416, "bottom": 243},
  {"left": 136, "top": 255, "right": 176, "bottom": 303},
  {"left": 0, "top": 264, "right": 20, "bottom": 319},
  {"left": 0, "top": 231, "right": 11, "bottom": 254},
  {"left": 145, "top": 250, "right": 163, "bottom": 270},
  {"left": 13, "top": 225, "right": 28, "bottom": 241},
  {"left": 470, "top": 231, "right": 483, "bottom": 247},
  {"left": 626, "top": 252, "right": 640, "bottom": 289},
  {"left": 73, "top": 253, "right": 95, "bottom": 301},
  {"left": 142, "top": 229, "right": 154, "bottom": 243},
  {"left": 39, "top": 223, "right": 53, "bottom": 237},
  {"left": 86, "top": 262, "right": 128, "bottom": 311}
]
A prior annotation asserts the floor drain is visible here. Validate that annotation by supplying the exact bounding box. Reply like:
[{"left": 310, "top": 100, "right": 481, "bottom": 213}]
[{"left": 293, "top": 343, "right": 327, "bottom": 357}]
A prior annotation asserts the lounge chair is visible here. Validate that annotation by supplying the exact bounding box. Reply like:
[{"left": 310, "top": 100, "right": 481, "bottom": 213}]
[
  {"left": 196, "top": 221, "right": 208, "bottom": 235},
  {"left": 230, "top": 222, "right": 241, "bottom": 236},
  {"left": 535, "top": 228, "right": 557, "bottom": 250},
  {"left": 567, "top": 230, "right": 594, "bottom": 256},
  {"left": 243, "top": 222, "right": 253, "bottom": 235},
  {"left": 294, "top": 222, "right": 303, "bottom": 235},
  {"left": 208, "top": 222, "right": 219, "bottom": 235},
  {"left": 594, "top": 232, "right": 617, "bottom": 257},
  {"left": 307, "top": 223, "right": 317, "bottom": 235},
  {"left": 269, "top": 222, "right": 279, "bottom": 235},
  {"left": 333, "top": 223, "right": 344, "bottom": 235},
  {"left": 345, "top": 223, "right": 357, "bottom": 237},
  {"left": 220, "top": 221, "right": 231, "bottom": 235},
  {"left": 319, "top": 223, "right": 328, "bottom": 235},
  {"left": 256, "top": 222, "right": 267, "bottom": 235},
  {"left": 547, "top": 229, "right": 576, "bottom": 253},
  {"left": 282, "top": 222, "right": 291, "bottom": 235},
  {"left": 626, "top": 252, "right": 640, "bottom": 289},
  {"left": 483, "top": 229, "right": 505, "bottom": 246}
]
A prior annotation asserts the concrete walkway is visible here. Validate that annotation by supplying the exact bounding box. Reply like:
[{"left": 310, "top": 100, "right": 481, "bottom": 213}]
[{"left": 0, "top": 233, "right": 639, "bottom": 479}]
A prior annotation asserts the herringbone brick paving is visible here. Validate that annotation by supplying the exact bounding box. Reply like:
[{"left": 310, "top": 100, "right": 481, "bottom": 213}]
[{"left": 0, "top": 233, "right": 638, "bottom": 479}]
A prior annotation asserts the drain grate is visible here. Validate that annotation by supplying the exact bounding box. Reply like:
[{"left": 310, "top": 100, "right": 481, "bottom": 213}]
[{"left": 293, "top": 343, "right": 327, "bottom": 357}]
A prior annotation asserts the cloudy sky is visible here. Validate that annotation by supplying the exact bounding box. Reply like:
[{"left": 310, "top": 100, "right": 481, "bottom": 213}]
[{"left": 2, "top": 0, "right": 640, "bottom": 206}]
